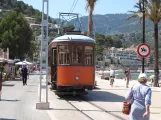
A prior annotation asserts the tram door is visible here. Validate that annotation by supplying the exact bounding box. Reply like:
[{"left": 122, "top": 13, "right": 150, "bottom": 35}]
[{"left": 52, "top": 48, "right": 57, "bottom": 88}]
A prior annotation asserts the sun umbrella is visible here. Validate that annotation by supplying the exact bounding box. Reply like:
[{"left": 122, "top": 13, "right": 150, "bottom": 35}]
[
  {"left": 15, "top": 61, "right": 27, "bottom": 65},
  {"left": 23, "top": 61, "right": 33, "bottom": 65}
]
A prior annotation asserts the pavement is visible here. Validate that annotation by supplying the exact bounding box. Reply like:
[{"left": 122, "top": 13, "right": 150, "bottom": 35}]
[
  {"left": 0, "top": 71, "right": 160, "bottom": 120},
  {"left": 0, "top": 74, "right": 51, "bottom": 120},
  {"left": 94, "top": 75, "right": 161, "bottom": 120}
]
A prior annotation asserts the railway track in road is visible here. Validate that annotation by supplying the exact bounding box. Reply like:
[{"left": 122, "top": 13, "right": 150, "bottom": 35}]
[
  {"left": 81, "top": 96, "right": 126, "bottom": 120},
  {"left": 65, "top": 98, "right": 94, "bottom": 120},
  {"left": 62, "top": 96, "right": 126, "bottom": 120}
]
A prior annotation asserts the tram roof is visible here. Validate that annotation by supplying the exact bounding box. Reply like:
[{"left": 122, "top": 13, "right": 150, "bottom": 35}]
[{"left": 51, "top": 35, "right": 96, "bottom": 43}]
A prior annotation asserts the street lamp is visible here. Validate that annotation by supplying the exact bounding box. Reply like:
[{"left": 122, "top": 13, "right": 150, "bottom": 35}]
[
  {"left": 36, "top": 0, "right": 49, "bottom": 109},
  {"left": 142, "top": 0, "right": 145, "bottom": 73}
]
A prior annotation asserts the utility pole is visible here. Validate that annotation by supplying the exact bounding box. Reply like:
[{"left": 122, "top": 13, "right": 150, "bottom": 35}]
[
  {"left": 36, "top": 0, "right": 49, "bottom": 109},
  {"left": 142, "top": 0, "right": 145, "bottom": 73}
]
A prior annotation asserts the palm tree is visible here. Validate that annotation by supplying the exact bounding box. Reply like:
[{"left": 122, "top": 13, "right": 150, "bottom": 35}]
[
  {"left": 86, "top": 0, "right": 97, "bottom": 38},
  {"left": 127, "top": 0, "right": 161, "bottom": 87}
]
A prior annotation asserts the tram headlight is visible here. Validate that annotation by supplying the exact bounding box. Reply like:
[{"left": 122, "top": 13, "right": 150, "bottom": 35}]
[{"left": 75, "top": 76, "right": 79, "bottom": 80}]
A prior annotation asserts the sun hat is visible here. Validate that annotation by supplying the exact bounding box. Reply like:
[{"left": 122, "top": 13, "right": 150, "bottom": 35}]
[
  {"left": 138, "top": 73, "right": 147, "bottom": 79},
  {"left": 138, "top": 73, "right": 148, "bottom": 83}
]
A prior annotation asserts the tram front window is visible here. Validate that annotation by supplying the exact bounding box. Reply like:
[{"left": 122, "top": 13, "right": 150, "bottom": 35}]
[
  {"left": 58, "top": 45, "right": 94, "bottom": 65},
  {"left": 58, "top": 46, "right": 70, "bottom": 65},
  {"left": 72, "top": 46, "right": 83, "bottom": 65}
]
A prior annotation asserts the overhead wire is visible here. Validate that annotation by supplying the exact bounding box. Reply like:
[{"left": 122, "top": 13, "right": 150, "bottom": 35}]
[
  {"left": 70, "top": 0, "right": 78, "bottom": 14},
  {"left": 69, "top": 0, "right": 76, "bottom": 14},
  {"left": 69, "top": 0, "right": 79, "bottom": 30}
]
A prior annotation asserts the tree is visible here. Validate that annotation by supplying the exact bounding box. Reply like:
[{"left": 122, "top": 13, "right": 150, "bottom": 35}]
[
  {"left": 28, "top": 40, "right": 40, "bottom": 61},
  {"left": 86, "top": 0, "right": 97, "bottom": 38},
  {"left": 127, "top": 0, "right": 161, "bottom": 87},
  {"left": 64, "top": 24, "right": 75, "bottom": 32},
  {"left": 0, "top": 10, "right": 33, "bottom": 59}
]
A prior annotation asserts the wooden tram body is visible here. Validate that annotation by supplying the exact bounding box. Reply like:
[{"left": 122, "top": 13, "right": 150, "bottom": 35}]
[{"left": 48, "top": 34, "right": 96, "bottom": 95}]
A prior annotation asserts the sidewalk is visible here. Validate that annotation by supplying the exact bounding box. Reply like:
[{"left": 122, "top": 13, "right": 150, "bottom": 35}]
[
  {"left": 95, "top": 75, "right": 161, "bottom": 120},
  {"left": 0, "top": 75, "right": 51, "bottom": 120}
]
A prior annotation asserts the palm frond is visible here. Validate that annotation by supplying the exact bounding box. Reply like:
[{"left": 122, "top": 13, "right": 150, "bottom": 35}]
[
  {"left": 125, "top": 14, "right": 138, "bottom": 21},
  {"left": 125, "top": 11, "right": 143, "bottom": 24}
]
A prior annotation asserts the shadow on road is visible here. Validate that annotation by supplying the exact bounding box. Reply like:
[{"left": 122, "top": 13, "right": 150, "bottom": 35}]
[
  {"left": 0, "top": 99, "right": 19, "bottom": 102},
  {"left": 0, "top": 118, "right": 16, "bottom": 120},
  {"left": 7, "top": 78, "right": 22, "bottom": 82},
  {"left": 2, "top": 84, "right": 14, "bottom": 87},
  {"left": 85, "top": 90, "right": 125, "bottom": 102},
  {"left": 57, "top": 90, "right": 125, "bottom": 102}
]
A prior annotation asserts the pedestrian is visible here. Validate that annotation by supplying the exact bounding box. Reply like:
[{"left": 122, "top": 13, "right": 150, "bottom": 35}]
[
  {"left": 110, "top": 68, "right": 115, "bottom": 86},
  {"left": 21, "top": 65, "right": 28, "bottom": 86},
  {"left": 0, "top": 66, "right": 4, "bottom": 101},
  {"left": 125, "top": 73, "right": 152, "bottom": 120},
  {"left": 124, "top": 68, "right": 130, "bottom": 88}
]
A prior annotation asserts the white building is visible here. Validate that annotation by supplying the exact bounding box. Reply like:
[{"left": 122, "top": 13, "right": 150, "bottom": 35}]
[{"left": 104, "top": 47, "right": 142, "bottom": 68}]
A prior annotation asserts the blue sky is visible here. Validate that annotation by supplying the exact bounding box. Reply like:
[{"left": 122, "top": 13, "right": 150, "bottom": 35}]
[{"left": 22, "top": 0, "right": 137, "bottom": 18}]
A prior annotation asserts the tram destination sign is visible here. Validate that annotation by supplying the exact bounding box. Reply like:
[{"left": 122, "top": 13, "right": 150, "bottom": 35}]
[{"left": 137, "top": 43, "right": 151, "bottom": 58}]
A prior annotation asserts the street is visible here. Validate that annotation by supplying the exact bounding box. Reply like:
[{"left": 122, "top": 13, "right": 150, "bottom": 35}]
[{"left": 0, "top": 72, "right": 160, "bottom": 120}]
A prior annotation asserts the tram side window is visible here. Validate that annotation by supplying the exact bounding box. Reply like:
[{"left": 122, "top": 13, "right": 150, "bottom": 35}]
[
  {"left": 85, "top": 46, "right": 94, "bottom": 65},
  {"left": 72, "top": 46, "right": 83, "bottom": 64},
  {"left": 58, "top": 46, "right": 70, "bottom": 65}
]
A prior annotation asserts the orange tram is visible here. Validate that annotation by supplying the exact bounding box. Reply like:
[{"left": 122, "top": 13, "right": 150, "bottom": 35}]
[{"left": 48, "top": 32, "right": 96, "bottom": 96}]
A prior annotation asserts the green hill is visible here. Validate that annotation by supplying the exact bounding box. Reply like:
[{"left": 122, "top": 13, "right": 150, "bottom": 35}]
[
  {"left": 0, "top": 0, "right": 56, "bottom": 24},
  {"left": 77, "top": 14, "right": 154, "bottom": 35}
]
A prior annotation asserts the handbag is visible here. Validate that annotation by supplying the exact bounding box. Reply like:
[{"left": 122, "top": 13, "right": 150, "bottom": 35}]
[{"left": 122, "top": 100, "right": 132, "bottom": 115}]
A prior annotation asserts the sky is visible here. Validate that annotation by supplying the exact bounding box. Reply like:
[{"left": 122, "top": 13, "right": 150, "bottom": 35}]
[{"left": 22, "top": 0, "right": 137, "bottom": 18}]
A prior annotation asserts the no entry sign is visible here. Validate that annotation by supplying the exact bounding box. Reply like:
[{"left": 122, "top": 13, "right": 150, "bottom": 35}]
[{"left": 137, "top": 43, "right": 151, "bottom": 58}]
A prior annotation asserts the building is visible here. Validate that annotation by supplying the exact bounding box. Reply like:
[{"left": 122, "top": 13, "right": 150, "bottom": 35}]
[
  {"left": 103, "top": 47, "right": 144, "bottom": 69},
  {"left": 25, "top": 17, "right": 36, "bottom": 24}
]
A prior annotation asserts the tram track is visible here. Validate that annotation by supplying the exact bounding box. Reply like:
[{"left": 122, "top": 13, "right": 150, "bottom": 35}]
[
  {"left": 81, "top": 96, "right": 126, "bottom": 120},
  {"left": 62, "top": 95, "right": 126, "bottom": 120},
  {"left": 65, "top": 97, "right": 94, "bottom": 120}
]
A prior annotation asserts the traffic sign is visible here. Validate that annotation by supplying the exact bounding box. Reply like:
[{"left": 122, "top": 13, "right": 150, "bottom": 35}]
[{"left": 137, "top": 43, "right": 151, "bottom": 58}]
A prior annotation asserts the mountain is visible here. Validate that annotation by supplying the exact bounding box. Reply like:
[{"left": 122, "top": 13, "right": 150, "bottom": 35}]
[
  {"left": 68, "top": 13, "right": 161, "bottom": 49},
  {"left": 77, "top": 14, "right": 156, "bottom": 35}
]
